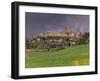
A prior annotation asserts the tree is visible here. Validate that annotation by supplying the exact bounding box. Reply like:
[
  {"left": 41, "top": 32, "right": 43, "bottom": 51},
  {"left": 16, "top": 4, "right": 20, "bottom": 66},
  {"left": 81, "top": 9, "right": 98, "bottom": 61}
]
[{"left": 78, "top": 32, "right": 89, "bottom": 44}]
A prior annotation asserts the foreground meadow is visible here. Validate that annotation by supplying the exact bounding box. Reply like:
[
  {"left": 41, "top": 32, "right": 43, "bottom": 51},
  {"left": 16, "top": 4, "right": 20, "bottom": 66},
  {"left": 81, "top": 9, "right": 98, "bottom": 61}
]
[{"left": 25, "top": 44, "right": 89, "bottom": 68}]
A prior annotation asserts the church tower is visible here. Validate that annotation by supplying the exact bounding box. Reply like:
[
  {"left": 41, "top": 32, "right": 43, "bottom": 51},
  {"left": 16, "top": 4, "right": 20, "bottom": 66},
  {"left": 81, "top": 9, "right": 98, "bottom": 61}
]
[{"left": 64, "top": 27, "right": 67, "bottom": 33}]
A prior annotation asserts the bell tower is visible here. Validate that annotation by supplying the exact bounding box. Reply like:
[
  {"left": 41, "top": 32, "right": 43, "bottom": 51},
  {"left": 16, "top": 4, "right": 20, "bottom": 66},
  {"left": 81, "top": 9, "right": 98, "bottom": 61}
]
[{"left": 64, "top": 27, "right": 67, "bottom": 33}]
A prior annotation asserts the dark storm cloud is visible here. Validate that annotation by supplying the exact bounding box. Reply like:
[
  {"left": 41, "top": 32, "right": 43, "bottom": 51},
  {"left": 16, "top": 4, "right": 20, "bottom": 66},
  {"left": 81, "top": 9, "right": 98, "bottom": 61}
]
[{"left": 25, "top": 12, "right": 89, "bottom": 38}]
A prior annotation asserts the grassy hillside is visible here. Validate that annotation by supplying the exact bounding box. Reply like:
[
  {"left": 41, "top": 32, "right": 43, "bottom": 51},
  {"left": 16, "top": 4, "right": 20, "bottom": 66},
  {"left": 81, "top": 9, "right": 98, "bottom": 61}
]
[{"left": 25, "top": 44, "right": 89, "bottom": 68}]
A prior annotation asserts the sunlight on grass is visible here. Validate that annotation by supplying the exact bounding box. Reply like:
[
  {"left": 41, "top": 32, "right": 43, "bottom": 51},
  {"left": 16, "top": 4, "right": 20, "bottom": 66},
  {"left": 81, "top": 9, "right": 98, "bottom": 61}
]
[{"left": 72, "top": 59, "right": 89, "bottom": 66}]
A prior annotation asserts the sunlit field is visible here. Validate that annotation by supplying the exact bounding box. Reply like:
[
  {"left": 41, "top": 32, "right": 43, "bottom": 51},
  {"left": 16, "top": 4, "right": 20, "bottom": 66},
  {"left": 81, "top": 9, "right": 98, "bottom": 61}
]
[{"left": 25, "top": 44, "right": 89, "bottom": 68}]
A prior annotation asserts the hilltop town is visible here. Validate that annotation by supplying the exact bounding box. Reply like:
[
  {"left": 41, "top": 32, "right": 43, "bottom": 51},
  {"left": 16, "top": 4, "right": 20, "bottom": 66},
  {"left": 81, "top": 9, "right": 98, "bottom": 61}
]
[{"left": 26, "top": 27, "right": 89, "bottom": 51}]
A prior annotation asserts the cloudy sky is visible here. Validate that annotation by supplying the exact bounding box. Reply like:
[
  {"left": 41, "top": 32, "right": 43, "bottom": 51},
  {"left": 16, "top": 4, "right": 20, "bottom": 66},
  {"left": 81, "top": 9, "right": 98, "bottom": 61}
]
[{"left": 25, "top": 12, "right": 89, "bottom": 38}]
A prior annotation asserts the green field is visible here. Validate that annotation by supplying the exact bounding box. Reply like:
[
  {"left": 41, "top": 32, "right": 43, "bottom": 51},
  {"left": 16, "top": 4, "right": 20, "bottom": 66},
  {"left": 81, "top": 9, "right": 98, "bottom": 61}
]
[{"left": 25, "top": 44, "right": 89, "bottom": 68}]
